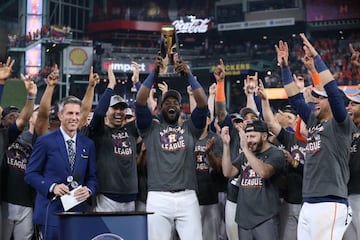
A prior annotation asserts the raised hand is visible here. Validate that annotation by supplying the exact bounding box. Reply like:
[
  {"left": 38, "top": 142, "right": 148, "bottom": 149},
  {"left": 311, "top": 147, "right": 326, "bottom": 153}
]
[
  {"left": 21, "top": 73, "right": 38, "bottom": 97},
  {"left": 299, "top": 33, "right": 318, "bottom": 58},
  {"left": 244, "top": 72, "right": 258, "bottom": 95},
  {"left": 158, "top": 81, "right": 168, "bottom": 94},
  {"left": 293, "top": 74, "right": 305, "bottom": 92},
  {"left": 209, "top": 83, "right": 216, "bottom": 96},
  {"left": 238, "top": 127, "right": 248, "bottom": 151},
  {"left": 88, "top": 66, "right": 100, "bottom": 88},
  {"left": 175, "top": 58, "right": 190, "bottom": 76},
  {"left": 46, "top": 64, "right": 59, "bottom": 87},
  {"left": 155, "top": 51, "right": 164, "bottom": 74},
  {"left": 205, "top": 137, "right": 215, "bottom": 154},
  {"left": 107, "top": 66, "right": 116, "bottom": 88},
  {"left": 257, "top": 79, "right": 267, "bottom": 100},
  {"left": 220, "top": 126, "right": 230, "bottom": 145},
  {"left": 302, "top": 55, "right": 316, "bottom": 72},
  {"left": 275, "top": 40, "right": 289, "bottom": 67},
  {"left": 131, "top": 61, "right": 140, "bottom": 84},
  {"left": 0, "top": 56, "right": 15, "bottom": 81},
  {"left": 213, "top": 58, "right": 225, "bottom": 83},
  {"left": 349, "top": 43, "right": 360, "bottom": 68}
]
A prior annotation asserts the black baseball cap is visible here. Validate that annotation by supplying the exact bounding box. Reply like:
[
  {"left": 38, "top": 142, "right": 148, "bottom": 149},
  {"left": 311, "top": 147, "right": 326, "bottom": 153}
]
[
  {"left": 2, "top": 106, "right": 19, "bottom": 118},
  {"left": 245, "top": 120, "right": 269, "bottom": 133},
  {"left": 280, "top": 105, "right": 297, "bottom": 116},
  {"left": 161, "top": 89, "right": 182, "bottom": 105}
]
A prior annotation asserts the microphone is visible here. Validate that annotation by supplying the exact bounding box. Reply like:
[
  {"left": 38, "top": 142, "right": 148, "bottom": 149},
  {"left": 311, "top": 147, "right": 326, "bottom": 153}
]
[{"left": 51, "top": 174, "right": 82, "bottom": 201}]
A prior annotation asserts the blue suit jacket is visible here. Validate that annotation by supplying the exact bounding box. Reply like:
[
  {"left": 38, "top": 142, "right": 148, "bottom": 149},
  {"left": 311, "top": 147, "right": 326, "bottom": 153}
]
[{"left": 25, "top": 129, "right": 97, "bottom": 227}]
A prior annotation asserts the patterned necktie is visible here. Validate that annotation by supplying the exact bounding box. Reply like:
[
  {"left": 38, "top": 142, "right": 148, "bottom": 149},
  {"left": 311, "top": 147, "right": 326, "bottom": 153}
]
[{"left": 66, "top": 139, "right": 76, "bottom": 170}]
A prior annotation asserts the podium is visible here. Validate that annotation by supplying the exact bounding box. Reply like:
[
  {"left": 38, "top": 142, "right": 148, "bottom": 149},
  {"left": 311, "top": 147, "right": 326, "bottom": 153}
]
[{"left": 57, "top": 211, "right": 150, "bottom": 240}]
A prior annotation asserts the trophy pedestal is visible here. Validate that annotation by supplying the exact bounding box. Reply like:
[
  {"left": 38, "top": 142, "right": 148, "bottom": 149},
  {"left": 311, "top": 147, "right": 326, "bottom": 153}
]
[{"left": 57, "top": 211, "right": 151, "bottom": 240}]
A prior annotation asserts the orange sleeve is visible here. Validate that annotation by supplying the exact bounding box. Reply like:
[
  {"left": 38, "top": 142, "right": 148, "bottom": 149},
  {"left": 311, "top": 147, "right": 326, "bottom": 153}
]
[
  {"left": 311, "top": 71, "right": 321, "bottom": 86},
  {"left": 215, "top": 81, "right": 225, "bottom": 102}
]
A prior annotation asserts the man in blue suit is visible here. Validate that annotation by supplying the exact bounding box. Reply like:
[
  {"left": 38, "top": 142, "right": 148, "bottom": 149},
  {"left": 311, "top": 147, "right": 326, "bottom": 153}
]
[{"left": 25, "top": 96, "right": 97, "bottom": 240}]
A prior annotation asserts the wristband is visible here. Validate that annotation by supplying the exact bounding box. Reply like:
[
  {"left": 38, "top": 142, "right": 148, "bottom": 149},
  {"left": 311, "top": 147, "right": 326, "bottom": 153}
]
[
  {"left": 142, "top": 71, "right": 155, "bottom": 89},
  {"left": 314, "top": 55, "right": 328, "bottom": 73},
  {"left": 27, "top": 95, "right": 36, "bottom": 100},
  {"left": 281, "top": 66, "right": 293, "bottom": 85},
  {"left": 187, "top": 74, "right": 201, "bottom": 90},
  {"left": 311, "top": 71, "right": 321, "bottom": 86}
]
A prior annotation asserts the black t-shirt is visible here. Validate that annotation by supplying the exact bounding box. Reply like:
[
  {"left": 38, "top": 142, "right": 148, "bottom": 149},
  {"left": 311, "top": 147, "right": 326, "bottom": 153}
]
[
  {"left": 277, "top": 128, "right": 306, "bottom": 204},
  {"left": 2, "top": 131, "right": 35, "bottom": 207},
  {"left": 195, "top": 132, "right": 223, "bottom": 205}
]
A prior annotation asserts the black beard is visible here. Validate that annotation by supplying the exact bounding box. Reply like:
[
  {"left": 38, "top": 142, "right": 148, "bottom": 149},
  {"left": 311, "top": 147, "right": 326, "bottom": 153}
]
[
  {"left": 162, "top": 109, "right": 180, "bottom": 124},
  {"left": 249, "top": 138, "right": 264, "bottom": 154}
]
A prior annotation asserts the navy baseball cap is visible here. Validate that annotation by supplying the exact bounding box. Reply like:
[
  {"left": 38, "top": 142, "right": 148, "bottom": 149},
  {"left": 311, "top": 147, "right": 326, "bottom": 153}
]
[{"left": 2, "top": 106, "right": 19, "bottom": 118}]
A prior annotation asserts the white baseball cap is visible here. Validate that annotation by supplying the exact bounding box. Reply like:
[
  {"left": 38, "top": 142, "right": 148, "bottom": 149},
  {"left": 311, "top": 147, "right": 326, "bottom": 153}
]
[{"left": 346, "top": 94, "right": 360, "bottom": 104}]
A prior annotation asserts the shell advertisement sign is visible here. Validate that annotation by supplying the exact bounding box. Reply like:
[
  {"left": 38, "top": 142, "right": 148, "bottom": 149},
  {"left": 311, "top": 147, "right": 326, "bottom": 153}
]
[{"left": 63, "top": 46, "right": 93, "bottom": 74}]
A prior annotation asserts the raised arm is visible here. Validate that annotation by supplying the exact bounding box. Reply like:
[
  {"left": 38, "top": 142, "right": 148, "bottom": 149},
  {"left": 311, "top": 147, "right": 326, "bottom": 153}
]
[
  {"left": 220, "top": 126, "right": 239, "bottom": 178},
  {"left": 0, "top": 57, "right": 15, "bottom": 102},
  {"left": 208, "top": 83, "right": 216, "bottom": 121},
  {"left": 300, "top": 33, "right": 347, "bottom": 122},
  {"left": 187, "top": 85, "right": 196, "bottom": 113},
  {"left": 16, "top": 74, "right": 38, "bottom": 131},
  {"left": 275, "top": 40, "right": 299, "bottom": 97},
  {"left": 35, "top": 65, "right": 59, "bottom": 135},
  {"left": 205, "top": 136, "right": 222, "bottom": 172},
  {"left": 175, "top": 59, "right": 207, "bottom": 108},
  {"left": 136, "top": 53, "right": 163, "bottom": 106},
  {"left": 79, "top": 66, "right": 99, "bottom": 128},
  {"left": 214, "top": 58, "right": 227, "bottom": 122},
  {"left": 136, "top": 53, "right": 162, "bottom": 129},
  {"left": 244, "top": 72, "right": 259, "bottom": 112},
  {"left": 276, "top": 40, "right": 312, "bottom": 123},
  {"left": 302, "top": 55, "right": 323, "bottom": 91},
  {"left": 257, "top": 80, "right": 282, "bottom": 136}
]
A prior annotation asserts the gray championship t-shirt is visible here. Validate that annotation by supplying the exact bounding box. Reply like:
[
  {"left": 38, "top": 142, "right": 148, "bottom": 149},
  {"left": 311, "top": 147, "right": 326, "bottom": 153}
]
[
  {"left": 233, "top": 145, "right": 285, "bottom": 229},
  {"left": 303, "top": 114, "right": 356, "bottom": 199},
  {"left": 90, "top": 122, "right": 139, "bottom": 195},
  {"left": 139, "top": 119, "right": 202, "bottom": 192}
]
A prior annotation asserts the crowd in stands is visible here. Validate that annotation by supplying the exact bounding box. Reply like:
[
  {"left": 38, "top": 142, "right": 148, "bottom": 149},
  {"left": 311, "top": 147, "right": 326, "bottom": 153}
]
[{"left": 7, "top": 25, "right": 72, "bottom": 48}]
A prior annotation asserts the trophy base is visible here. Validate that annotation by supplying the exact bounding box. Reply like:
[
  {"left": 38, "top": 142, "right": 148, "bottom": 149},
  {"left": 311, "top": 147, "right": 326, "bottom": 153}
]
[{"left": 157, "top": 72, "right": 182, "bottom": 79}]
